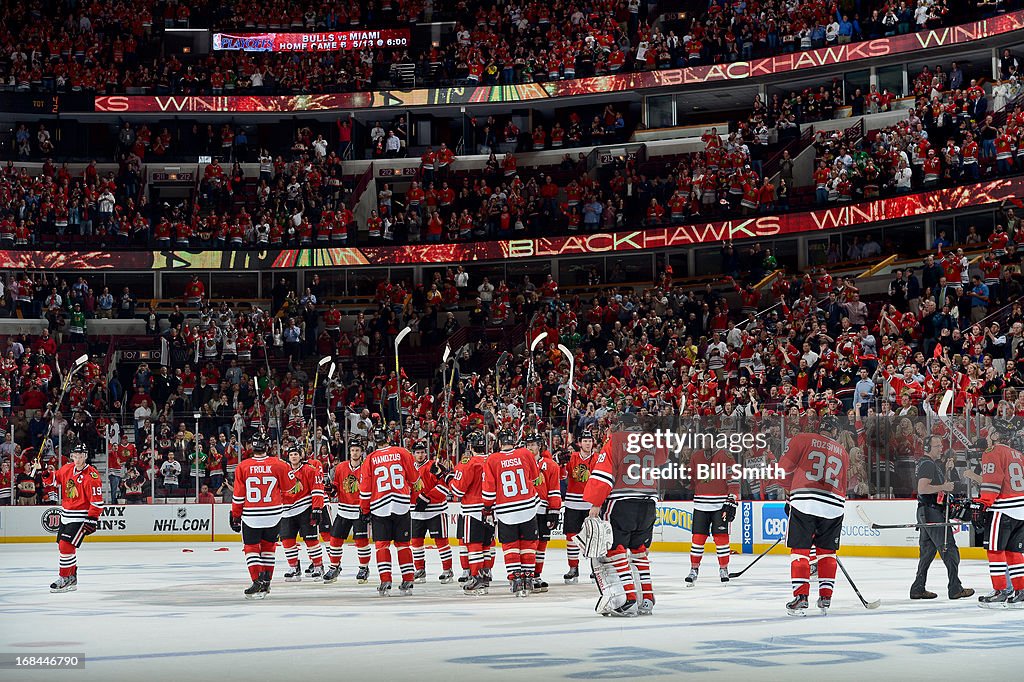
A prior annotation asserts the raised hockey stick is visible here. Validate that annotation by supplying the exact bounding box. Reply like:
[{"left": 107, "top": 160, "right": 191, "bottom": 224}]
[
  {"left": 937, "top": 389, "right": 954, "bottom": 552},
  {"left": 728, "top": 537, "right": 783, "bottom": 578},
  {"left": 835, "top": 556, "right": 881, "bottom": 609},
  {"left": 518, "top": 332, "right": 547, "bottom": 440},
  {"left": 855, "top": 505, "right": 962, "bottom": 530},
  {"left": 38, "top": 353, "right": 89, "bottom": 464},
  {"left": 557, "top": 343, "right": 575, "bottom": 436}
]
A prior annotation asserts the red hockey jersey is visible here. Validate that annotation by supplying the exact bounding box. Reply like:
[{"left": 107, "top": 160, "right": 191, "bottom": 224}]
[
  {"left": 281, "top": 462, "right": 325, "bottom": 518},
  {"left": 562, "top": 448, "right": 598, "bottom": 510},
  {"left": 231, "top": 454, "right": 291, "bottom": 528},
  {"left": 779, "top": 432, "right": 848, "bottom": 519},
  {"left": 359, "top": 446, "right": 418, "bottom": 517},
  {"left": 412, "top": 459, "right": 450, "bottom": 520},
  {"left": 331, "top": 460, "right": 363, "bottom": 520},
  {"left": 482, "top": 448, "right": 540, "bottom": 524},
  {"left": 536, "top": 451, "right": 563, "bottom": 514},
  {"left": 55, "top": 462, "right": 104, "bottom": 525},
  {"left": 583, "top": 432, "right": 667, "bottom": 506},
  {"left": 689, "top": 449, "right": 741, "bottom": 511},
  {"left": 450, "top": 455, "right": 487, "bottom": 520},
  {"left": 979, "top": 444, "right": 1024, "bottom": 520}
]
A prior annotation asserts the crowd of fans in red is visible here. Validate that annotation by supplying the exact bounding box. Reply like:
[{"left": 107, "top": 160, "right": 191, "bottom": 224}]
[
  {"left": 0, "top": 0, "right": 1002, "bottom": 95},
  {"left": 3, "top": 204, "right": 1024, "bottom": 503}
]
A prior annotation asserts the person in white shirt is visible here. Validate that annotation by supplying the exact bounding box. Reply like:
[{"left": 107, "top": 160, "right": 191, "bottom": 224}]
[{"left": 455, "top": 266, "right": 469, "bottom": 289}]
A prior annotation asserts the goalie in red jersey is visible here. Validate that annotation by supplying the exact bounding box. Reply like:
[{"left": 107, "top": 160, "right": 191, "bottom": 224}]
[
  {"left": 583, "top": 416, "right": 663, "bottom": 617},
  {"left": 50, "top": 444, "right": 104, "bottom": 593},
  {"left": 975, "top": 424, "right": 1024, "bottom": 608},
  {"left": 778, "top": 416, "right": 849, "bottom": 616},
  {"left": 359, "top": 428, "right": 419, "bottom": 596}
]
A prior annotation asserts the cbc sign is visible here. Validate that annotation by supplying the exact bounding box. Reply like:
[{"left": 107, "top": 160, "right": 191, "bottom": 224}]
[{"left": 761, "top": 504, "right": 789, "bottom": 540}]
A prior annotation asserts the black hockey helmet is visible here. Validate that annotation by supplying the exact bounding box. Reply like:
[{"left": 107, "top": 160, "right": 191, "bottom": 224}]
[
  {"left": 497, "top": 429, "right": 516, "bottom": 447},
  {"left": 252, "top": 435, "right": 269, "bottom": 452},
  {"left": 413, "top": 440, "right": 428, "bottom": 452},
  {"left": 819, "top": 415, "right": 841, "bottom": 435},
  {"left": 469, "top": 432, "right": 488, "bottom": 452},
  {"left": 525, "top": 433, "right": 543, "bottom": 446}
]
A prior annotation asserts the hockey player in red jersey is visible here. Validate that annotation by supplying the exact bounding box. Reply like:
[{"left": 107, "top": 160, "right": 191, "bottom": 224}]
[
  {"left": 230, "top": 435, "right": 292, "bottom": 599},
  {"left": 279, "top": 447, "right": 326, "bottom": 581},
  {"left": 975, "top": 424, "right": 1024, "bottom": 608},
  {"left": 685, "top": 448, "right": 741, "bottom": 586},
  {"left": 562, "top": 429, "right": 598, "bottom": 583},
  {"left": 50, "top": 444, "right": 104, "bottom": 592},
  {"left": 411, "top": 440, "right": 455, "bottom": 584},
  {"left": 483, "top": 430, "right": 542, "bottom": 597},
  {"left": 324, "top": 439, "right": 372, "bottom": 583},
  {"left": 450, "top": 432, "right": 494, "bottom": 594},
  {"left": 529, "top": 434, "right": 563, "bottom": 592},
  {"left": 583, "top": 417, "right": 662, "bottom": 616},
  {"left": 359, "top": 428, "right": 419, "bottom": 595},
  {"left": 778, "top": 416, "right": 849, "bottom": 616}
]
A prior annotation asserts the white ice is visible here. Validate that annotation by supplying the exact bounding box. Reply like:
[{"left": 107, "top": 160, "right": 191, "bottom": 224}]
[{"left": 0, "top": 543, "right": 1020, "bottom": 682}]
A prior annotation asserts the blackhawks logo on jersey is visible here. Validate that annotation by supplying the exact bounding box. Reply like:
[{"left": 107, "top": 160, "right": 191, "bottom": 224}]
[
  {"left": 572, "top": 464, "right": 590, "bottom": 483},
  {"left": 65, "top": 480, "right": 78, "bottom": 499},
  {"left": 288, "top": 480, "right": 303, "bottom": 495},
  {"left": 343, "top": 475, "right": 359, "bottom": 494},
  {"left": 413, "top": 479, "right": 424, "bottom": 492}
]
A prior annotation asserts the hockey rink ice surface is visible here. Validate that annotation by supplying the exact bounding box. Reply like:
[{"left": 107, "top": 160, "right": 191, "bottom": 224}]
[{"left": 0, "top": 543, "right": 1021, "bottom": 682}]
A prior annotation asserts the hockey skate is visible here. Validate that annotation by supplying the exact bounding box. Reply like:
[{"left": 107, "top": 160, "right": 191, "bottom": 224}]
[
  {"left": 817, "top": 596, "right": 831, "bottom": 615},
  {"left": 719, "top": 567, "right": 730, "bottom": 583},
  {"left": 463, "top": 575, "right": 488, "bottom": 595},
  {"left": 979, "top": 589, "right": 1010, "bottom": 609},
  {"left": 49, "top": 575, "right": 77, "bottom": 593},
  {"left": 399, "top": 580, "right": 415, "bottom": 595},
  {"left": 532, "top": 576, "right": 549, "bottom": 593},
  {"left": 259, "top": 571, "right": 272, "bottom": 596},
  {"left": 458, "top": 569, "right": 471, "bottom": 584},
  {"left": 606, "top": 599, "right": 638, "bottom": 617},
  {"left": 480, "top": 567, "right": 493, "bottom": 586},
  {"left": 684, "top": 568, "right": 698, "bottom": 587},
  {"left": 322, "top": 566, "right": 341, "bottom": 583},
  {"left": 414, "top": 569, "right": 427, "bottom": 584},
  {"left": 438, "top": 570, "right": 454, "bottom": 584},
  {"left": 308, "top": 564, "right": 324, "bottom": 581},
  {"left": 639, "top": 598, "right": 655, "bottom": 616},
  {"left": 512, "top": 573, "right": 530, "bottom": 598},
  {"left": 786, "top": 594, "right": 809, "bottom": 616},
  {"left": 564, "top": 566, "right": 579, "bottom": 584},
  {"left": 356, "top": 566, "right": 370, "bottom": 584},
  {"left": 377, "top": 581, "right": 393, "bottom": 597},
  {"left": 304, "top": 562, "right": 316, "bottom": 576},
  {"left": 1007, "top": 590, "right": 1024, "bottom": 609},
  {"left": 244, "top": 580, "right": 266, "bottom": 600},
  {"left": 284, "top": 562, "right": 303, "bottom": 582}
]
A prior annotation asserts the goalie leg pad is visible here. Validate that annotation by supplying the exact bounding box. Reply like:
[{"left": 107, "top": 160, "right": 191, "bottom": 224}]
[{"left": 592, "top": 556, "right": 627, "bottom": 615}]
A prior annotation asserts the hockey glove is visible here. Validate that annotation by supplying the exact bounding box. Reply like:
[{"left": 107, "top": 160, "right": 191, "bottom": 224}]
[
  {"left": 310, "top": 508, "right": 322, "bottom": 526},
  {"left": 82, "top": 517, "right": 98, "bottom": 536},
  {"left": 359, "top": 512, "right": 372, "bottom": 526},
  {"left": 547, "top": 512, "right": 560, "bottom": 530},
  {"left": 414, "top": 497, "right": 430, "bottom": 513},
  {"left": 722, "top": 498, "right": 737, "bottom": 524},
  {"left": 784, "top": 502, "right": 791, "bottom": 517},
  {"left": 229, "top": 515, "right": 242, "bottom": 533},
  {"left": 430, "top": 460, "right": 450, "bottom": 478},
  {"left": 482, "top": 507, "right": 495, "bottom": 525}
]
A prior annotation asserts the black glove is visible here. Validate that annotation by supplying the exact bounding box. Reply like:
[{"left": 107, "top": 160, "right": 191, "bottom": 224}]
[
  {"left": 359, "top": 512, "right": 372, "bottom": 525},
  {"left": 82, "top": 518, "right": 98, "bottom": 536},
  {"left": 415, "top": 497, "right": 430, "bottom": 512},
  {"left": 229, "top": 515, "right": 242, "bottom": 533},
  {"left": 722, "top": 498, "right": 737, "bottom": 524},
  {"left": 784, "top": 502, "right": 791, "bottom": 517},
  {"left": 482, "top": 507, "right": 494, "bottom": 524},
  {"left": 430, "top": 460, "right": 450, "bottom": 477},
  {"left": 547, "top": 512, "right": 560, "bottom": 530},
  {"left": 310, "top": 508, "right": 322, "bottom": 526}
]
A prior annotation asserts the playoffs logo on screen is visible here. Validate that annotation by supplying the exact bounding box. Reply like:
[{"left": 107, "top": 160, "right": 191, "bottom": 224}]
[{"left": 41, "top": 507, "right": 62, "bottom": 533}]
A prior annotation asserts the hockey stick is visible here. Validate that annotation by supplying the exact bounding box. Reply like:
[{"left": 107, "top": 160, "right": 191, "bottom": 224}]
[
  {"left": 557, "top": 343, "right": 575, "bottom": 437},
  {"left": 728, "top": 537, "right": 783, "bottom": 578},
  {"left": 495, "top": 351, "right": 510, "bottom": 396},
  {"left": 38, "top": 353, "right": 89, "bottom": 464},
  {"left": 937, "top": 389, "right": 954, "bottom": 552},
  {"left": 835, "top": 556, "right": 881, "bottom": 609},
  {"left": 394, "top": 326, "right": 412, "bottom": 436},
  {"left": 855, "top": 505, "right": 961, "bottom": 530},
  {"left": 519, "top": 332, "right": 547, "bottom": 440}
]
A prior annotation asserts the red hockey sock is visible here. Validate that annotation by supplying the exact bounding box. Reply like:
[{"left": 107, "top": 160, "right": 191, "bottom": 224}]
[
  {"left": 411, "top": 537, "right": 426, "bottom": 571},
  {"left": 304, "top": 538, "right": 323, "bottom": 566},
  {"left": 468, "top": 542, "right": 484, "bottom": 576},
  {"left": 355, "top": 538, "right": 371, "bottom": 566},
  {"left": 281, "top": 537, "right": 299, "bottom": 567},
  {"left": 809, "top": 546, "right": 817, "bottom": 564},
  {"left": 713, "top": 534, "right": 730, "bottom": 568},
  {"left": 327, "top": 537, "right": 344, "bottom": 566},
  {"left": 1007, "top": 552, "right": 1024, "bottom": 591},
  {"left": 502, "top": 540, "right": 522, "bottom": 579},
  {"left": 690, "top": 533, "right": 708, "bottom": 568},
  {"left": 58, "top": 540, "right": 77, "bottom": 578},
  {"left": 459, "top": 544, "right": 470, "bottom": 570},
  {"left": 396, "top": 542, "right": 414, "bottom": 581},
  {"left": 259, "top": 540, "right": 277, "bottom": 579},
  {"left": 243, "top": 543, "right": 261, "bottom": 581},
  {"left": 436, "top": 538, "right": 453, "bottom": 571},
  {"left": 485, "top": 545, "right": 496, "bottom": 571},
  {"left": 566, "top": 533, "right": 579, "bottom": 568},
  {"left": 632, "top": 545, "right": 653, "bottom": 601},
  {"left": 816, "top": 549, "right": 837, "bottom": 598},
  {"left": 319, "top": 531, "right": 331, "bottom": 544},
  {"left": 608, "top": 546, "right": 637, "bottom": 601},
  {"left": 790, "top": 549, "right": 811, "bottom": 597},
  {"left": 988, "top": 550, "right": 1009, "bottom": 591},
  {"left": 520, "top": 539, "right": 537, "bottom": 574},
  {"left": 375, "top": 541, "right": 393, "bottom": 583},
  {"left": 535, "top": 540, "right": 548, "bottom": 577}
]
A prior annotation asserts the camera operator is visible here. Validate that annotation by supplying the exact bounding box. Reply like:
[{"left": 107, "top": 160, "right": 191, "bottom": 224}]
[{"left": 909, "top": 434, "right": 974, "bottom": 600}]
